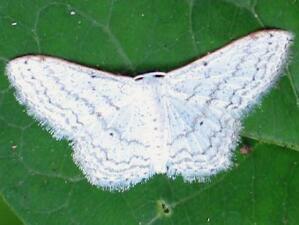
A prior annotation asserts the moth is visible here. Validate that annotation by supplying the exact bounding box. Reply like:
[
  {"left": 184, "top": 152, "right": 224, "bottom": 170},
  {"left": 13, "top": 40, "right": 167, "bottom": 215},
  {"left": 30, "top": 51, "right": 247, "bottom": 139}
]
[{"left": 6, "top": 30, "right": 293, "bottom": 190}]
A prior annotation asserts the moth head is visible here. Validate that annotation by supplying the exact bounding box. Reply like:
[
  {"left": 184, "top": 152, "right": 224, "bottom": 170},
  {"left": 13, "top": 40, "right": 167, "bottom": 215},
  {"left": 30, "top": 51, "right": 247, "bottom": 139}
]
[{"left": 134, "top": 72, "right": 166, "bottom": 83}]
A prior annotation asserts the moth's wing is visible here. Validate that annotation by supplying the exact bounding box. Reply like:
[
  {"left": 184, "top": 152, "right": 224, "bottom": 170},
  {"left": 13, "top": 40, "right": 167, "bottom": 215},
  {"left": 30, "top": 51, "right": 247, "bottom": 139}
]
[
  {"left": 162, "top": 96, "right": 238, "bottom": 181},
  {"left": 166, "top": 30, "right": 293, "bottom": 117},
  {"left": 6, "top": 56, "right": 154, "bottom": 190},
  {"left": 163, "top": 30, "right": 293, "bottom": 181}
]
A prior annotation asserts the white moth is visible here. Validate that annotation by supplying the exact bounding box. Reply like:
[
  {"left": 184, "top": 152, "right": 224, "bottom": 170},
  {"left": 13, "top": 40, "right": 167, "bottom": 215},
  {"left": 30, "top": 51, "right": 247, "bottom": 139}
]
[{"left": 6, "top": 30, "right": 293, "bottom": 190}]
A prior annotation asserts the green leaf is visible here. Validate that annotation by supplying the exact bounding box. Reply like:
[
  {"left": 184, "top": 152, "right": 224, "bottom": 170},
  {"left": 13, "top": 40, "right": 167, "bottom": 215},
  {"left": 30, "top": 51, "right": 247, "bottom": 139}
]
[
  {"left": 243, "top": 76, "right": 299, "bottom": 150},
  {"left": 0, "top": 196, "right": 22, "bottom": 225},
  {"left": 1, "top": 0, "right": 299, "bottom": 224}
]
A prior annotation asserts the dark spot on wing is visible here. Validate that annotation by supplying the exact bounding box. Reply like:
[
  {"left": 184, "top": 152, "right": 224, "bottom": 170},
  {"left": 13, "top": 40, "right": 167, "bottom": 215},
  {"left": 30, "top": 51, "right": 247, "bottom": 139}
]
[
  {"left": 134, "top": 76, "right": 143, "bottom": 81},
  {"left": 154, "top": 74, "right": 165, "bottom": 78}
]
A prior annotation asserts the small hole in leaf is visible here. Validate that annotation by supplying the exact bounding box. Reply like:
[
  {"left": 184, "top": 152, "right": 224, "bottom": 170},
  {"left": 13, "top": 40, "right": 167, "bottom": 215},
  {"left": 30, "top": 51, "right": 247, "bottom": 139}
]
[
  {"left": 161, "top": 202, "right": 171, "bottom": 215},
  {"left": 157, "top": 200, "right": 172, "bottom": 217},
  {"left": 161, "top": 203, "right": 170, "bottom": 214}
]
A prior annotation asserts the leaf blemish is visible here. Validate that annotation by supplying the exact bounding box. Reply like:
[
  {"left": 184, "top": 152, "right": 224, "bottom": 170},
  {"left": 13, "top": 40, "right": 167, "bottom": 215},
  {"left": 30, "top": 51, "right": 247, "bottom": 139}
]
[
  {"left": 240, "top": 145, "right": 252, "bottom": 155},
  {"left": 156, "top": 200, "right": 172, "bottom": 217}
]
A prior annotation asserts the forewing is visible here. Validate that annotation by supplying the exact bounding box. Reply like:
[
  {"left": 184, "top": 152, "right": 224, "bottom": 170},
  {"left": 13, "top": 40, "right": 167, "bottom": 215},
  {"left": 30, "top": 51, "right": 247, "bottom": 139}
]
[
  {"left": 166, "top": 30, "right": 293, "bottom": 116},
  {"left": 6, "top": 56, "right": 154, "bottom": 190}
]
